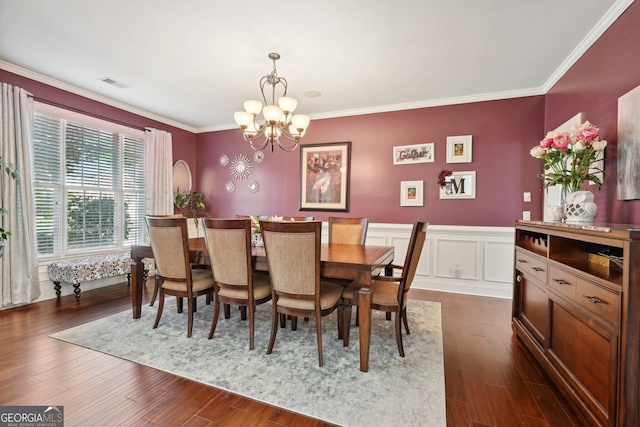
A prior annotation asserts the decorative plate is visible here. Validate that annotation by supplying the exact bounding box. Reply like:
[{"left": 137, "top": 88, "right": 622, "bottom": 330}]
[
  {"left": 253, "top": 150, "right": 265, "bottom": 163},
  {"left": 224, "top": 181, "right": 235, "bottom": 194},
  {"left": 231, "top": 154, "right": 252, "bottom": 179},
  {"left": 219, "top": 154, "right": 229, "bottom": 167},
  {"left": 248, "top": 180, "right": 259, "bottom": 193}
]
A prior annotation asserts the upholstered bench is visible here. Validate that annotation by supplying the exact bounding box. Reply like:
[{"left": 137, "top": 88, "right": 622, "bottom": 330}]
[{"left": 48, "top": 254, "right": 154, "bottom": 301}]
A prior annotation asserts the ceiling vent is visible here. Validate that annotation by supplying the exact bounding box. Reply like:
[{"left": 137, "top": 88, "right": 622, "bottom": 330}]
[{"left": 99, "top": 76, "right": 130, "bottom": 89}]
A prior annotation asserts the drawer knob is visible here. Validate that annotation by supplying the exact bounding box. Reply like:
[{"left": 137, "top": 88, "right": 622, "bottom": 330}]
[
  {"left": 582, "top": 295, "right": 602, "bottom": 304},
  {"left": 531, "top": 267, "right": 544, "bottom": 272},
  {"left": 552, "top": 278, "right": 569, "bottom": 285},
  {"left": 517, "top": 259, "right": 528, "bottom": 263}
]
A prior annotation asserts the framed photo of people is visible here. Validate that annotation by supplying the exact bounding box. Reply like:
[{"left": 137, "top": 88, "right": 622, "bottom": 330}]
[{"left": 299, "top": 141, "right": 351, "bottom": 211}]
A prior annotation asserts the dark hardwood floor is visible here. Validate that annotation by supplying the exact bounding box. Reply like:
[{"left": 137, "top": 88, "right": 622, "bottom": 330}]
[{"left": 0, "top": 280, "right": 584, "bottom": 427}]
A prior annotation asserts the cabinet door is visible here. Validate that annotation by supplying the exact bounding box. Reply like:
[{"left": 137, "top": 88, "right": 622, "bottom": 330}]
[
  {"left": 516, "top": 271, "right": 547, "bottom": 347},
  {"left": 547, "top": 293, "right": 618, "bottom": 427}
]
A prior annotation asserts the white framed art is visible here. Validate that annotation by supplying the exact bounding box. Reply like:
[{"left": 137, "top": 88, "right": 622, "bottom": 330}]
[
  {"left": 439, "top": 171, "right": 476, "bottom": 199},
  {"left": 446, "top": 135, "right": 472, "bottom": 163},
  {"left": 393, "top": 143, "right": 435, "bottom": 165},
  {"left": 400, "top": 180, "right": 424, "bottom": 206}
]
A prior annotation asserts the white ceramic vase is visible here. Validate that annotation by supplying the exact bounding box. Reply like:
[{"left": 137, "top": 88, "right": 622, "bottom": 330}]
[{"left": 564, "top": 190, "right": 598, "bottom": 223}]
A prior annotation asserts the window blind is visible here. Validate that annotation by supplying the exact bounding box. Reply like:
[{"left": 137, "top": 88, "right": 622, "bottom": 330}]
[{"left": 33, "top": 109, "right": 146, "bottom": 257}]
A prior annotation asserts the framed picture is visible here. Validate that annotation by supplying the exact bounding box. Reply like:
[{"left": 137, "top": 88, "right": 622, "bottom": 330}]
[
  {"left": 446, "top": 135, "right": 472, "bottom": 163},
  {"left": 300, "top": 141, "right": 351, "bottom": 211},
  {"left": 400, "top": 180, "right": 424, "bottom": 206},
  {"left": 393, "top": 143, "right": 435, "bottom": 165},
  {"left": 439, "top": 171, "right": 476, "bottom": 199}
]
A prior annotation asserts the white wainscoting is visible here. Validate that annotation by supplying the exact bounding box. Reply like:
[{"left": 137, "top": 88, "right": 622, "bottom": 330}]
[
  {"left": 32, "top": 223, "right": 515, "bottom": 305},
  {"left": 351, "top": 223, "right": 515, "bottom": 299}
]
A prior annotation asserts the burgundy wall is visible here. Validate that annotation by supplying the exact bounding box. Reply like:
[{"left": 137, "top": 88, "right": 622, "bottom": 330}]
[
  {"left": 0, "top": 70, "right": 198, "bottom": 174},
  {"left": 545, "top": 1, "right": 640, "bottom": 224},
  {"left": 196, "top": 96, "right": 545, "bottom": 226}
]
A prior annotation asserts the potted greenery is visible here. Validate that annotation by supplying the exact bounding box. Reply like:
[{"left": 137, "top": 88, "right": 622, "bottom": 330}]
[{"left": 174, "top": 189, "right": 208, "bottom": 227}]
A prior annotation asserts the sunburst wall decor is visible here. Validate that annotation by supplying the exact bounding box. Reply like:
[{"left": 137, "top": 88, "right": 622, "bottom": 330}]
[{"left": 231, "top": 154, "right": 252, "bottom": 179}]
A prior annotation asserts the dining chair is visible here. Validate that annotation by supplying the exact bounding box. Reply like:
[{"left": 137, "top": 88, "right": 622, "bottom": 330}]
[
  {"left": 260, "top": 220, "right": 344, "bottom": 366},
  {"left": 201, "top": 218, "right": 272, "bottom": 350},
  {"left": 341, "top": 220, "right": 428, "bottom": 357},
  {"left": 328, "top": 216, "right": 369, "bottom": 245},
  {"left": 145, "top": 216, "right": 215, "bottom": 337},
  {"left": 146, "top": 213, "right": 188, "bottom": 307}
]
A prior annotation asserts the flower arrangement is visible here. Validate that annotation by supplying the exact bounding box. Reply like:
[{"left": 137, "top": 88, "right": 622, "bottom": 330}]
[
  {"left": 250, "top": 215, "right": 261, "bottom": 234},
  {"left": 437, "top": 170, "right": 453, "bottom": 187},
  {"left": 529, "top": 121, "right": 607, "bottom": 192}
]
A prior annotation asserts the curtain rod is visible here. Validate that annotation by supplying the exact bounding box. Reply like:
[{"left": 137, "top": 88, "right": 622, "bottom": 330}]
[{"left": 32, "top": 96, "right": 148, "bottom": 132}]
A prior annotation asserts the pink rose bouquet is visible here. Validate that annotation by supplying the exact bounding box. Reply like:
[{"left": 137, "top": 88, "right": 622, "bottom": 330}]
[{"left": 529, "top": 121, "right": 607, "bottom": 192}]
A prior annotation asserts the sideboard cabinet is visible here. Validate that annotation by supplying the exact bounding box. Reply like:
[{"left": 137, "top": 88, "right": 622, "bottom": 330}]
[{"left": 512, "top": 221, "right": 640, "bottom": 427}]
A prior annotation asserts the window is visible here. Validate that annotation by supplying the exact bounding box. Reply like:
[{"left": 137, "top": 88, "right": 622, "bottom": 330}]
[{"left": 33, "top": 103, "right": 146, "bottom": 257}]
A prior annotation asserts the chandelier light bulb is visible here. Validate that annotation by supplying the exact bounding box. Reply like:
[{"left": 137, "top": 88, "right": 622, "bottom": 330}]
[
  {"left": 278, "top": 96, "right": 298, "bottom": 114},
  {"left": 263, "top": 105, "right": 282, "bottom": 123},
  {"left": 234, "top": 111, "right": 253, "bottom": 127},
  {"left": 291, "top": 114, "right": 310, "bottom": 130},
  {"left": 244, "top": 100, "right": 262, "bottom": 115}
]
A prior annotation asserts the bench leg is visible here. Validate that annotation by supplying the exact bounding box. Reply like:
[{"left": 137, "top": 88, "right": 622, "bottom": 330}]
[
  {"left": 73, "top": 284, "right": 81, "bottom": 301},
  {"left": 54, "top": 281, "right": 61, "bottom": 298}
]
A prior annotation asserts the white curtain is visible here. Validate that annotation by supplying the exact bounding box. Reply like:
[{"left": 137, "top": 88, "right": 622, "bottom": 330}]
[
  {"left": 0, "top": 83, "right": 40, "bottom": 306},
  {"left": 144, "top": 128, "right": 173, "bottom": 215}
]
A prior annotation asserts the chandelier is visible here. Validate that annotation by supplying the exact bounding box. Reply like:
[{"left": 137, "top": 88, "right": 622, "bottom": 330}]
[{"left": 233, "top": 53, "right": 310, "bottom": 152}]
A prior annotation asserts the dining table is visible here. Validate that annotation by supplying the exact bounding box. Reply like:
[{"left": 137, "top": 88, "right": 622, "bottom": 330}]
[{"left": 130, "top": 237, "right": 394, "bottom": 372}]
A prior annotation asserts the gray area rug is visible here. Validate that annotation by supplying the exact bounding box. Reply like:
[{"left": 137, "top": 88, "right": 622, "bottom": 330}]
[{"left": 51, "top": 298, "right": 445, "bottom": 427}]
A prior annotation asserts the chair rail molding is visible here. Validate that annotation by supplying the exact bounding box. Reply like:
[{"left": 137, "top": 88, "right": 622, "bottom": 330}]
[
  {"left": 31, "top": 222, "right": 515, "bottom": 306},
  {"left": 331, "top": 223, "right": 515, "bottom": 299}
]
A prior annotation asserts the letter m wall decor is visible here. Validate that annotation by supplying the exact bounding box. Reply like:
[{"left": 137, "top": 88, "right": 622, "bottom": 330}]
[
  {"left": 393, "top": 143, "right": 435, "bottom": 165},
  {"left": 439, "top": 171, "right": 476, "bottom": 199}
]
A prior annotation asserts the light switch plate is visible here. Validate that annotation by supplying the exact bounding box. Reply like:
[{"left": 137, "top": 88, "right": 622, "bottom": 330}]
[
  {"left": 523, "top": 211, "right": 531, "bottom": 220},
  {"left": 523, "top": 192, "right": 531, "bottom": 202}
]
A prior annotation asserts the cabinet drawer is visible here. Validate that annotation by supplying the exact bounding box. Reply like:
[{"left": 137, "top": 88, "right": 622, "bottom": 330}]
[
  {"left": 576, "top": 279, "right": 620, "bottom": 328},
  {"left": 515, "top": 251, "right": 547, "bottom": 284},
  {"left": 548, "top": 266, "right": 577, "bottom": 301}
]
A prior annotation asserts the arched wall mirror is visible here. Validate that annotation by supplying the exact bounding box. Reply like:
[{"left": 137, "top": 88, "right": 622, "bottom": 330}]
[{"left": 172, "top": 160, "right": 192, "bottom": 195}]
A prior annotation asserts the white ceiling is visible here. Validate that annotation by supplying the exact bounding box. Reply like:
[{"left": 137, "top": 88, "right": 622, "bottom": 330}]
[{"left": 0, "top": 0, "right": 633, "bottom": 133}]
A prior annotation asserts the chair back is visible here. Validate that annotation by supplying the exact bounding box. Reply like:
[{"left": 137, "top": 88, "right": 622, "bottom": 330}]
[
  {"left": 328, "top": 217, "right": 369, "bottom": 245},
  {"left": 145, "top": 216, "right": 191, "bottom": 282},
  {"left": 201, "top": 218, "right": 252, "bottom": 288},
  {"left": 260, "top": 220, "right": 321, "bottom": 298},
  {"left": 399, "top": 221, "right": 428, "bottom": 296}
]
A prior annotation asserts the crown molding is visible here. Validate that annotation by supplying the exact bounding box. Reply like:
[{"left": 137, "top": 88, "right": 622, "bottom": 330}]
[
  {"left": 542, "top": 0, "right": 634, "bottom": 92},
  {"left": 0, "top": 60, "right": 197, "bottom": 133}
]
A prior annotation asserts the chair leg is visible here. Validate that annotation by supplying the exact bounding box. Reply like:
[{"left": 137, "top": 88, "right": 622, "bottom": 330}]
[
  {"left": 240, "top": 306, "right": 247, "bottom": 321},
  {"left": 316, "top": 311, "right": 324, "bottom": 367},
  {"left": 386, "top": 312, "right": 392, "bottom": 321},
  {"left": 279, "top": 313, "right": 286, "bottom": 328},
  {"left": 402, "top": 307, "right": 410, "bottom": 334},
  {"left": 267, "top": 304, "right": 279, "bottom": 355},
  {"left": 176, "top": 297, "right": 183, "bottom": 313},
  {"left": 153, "top": 289, "right": 165, "bottom": 329},
  {"left": 149, "top": 274, "right": 159, "bottom": 306},
  {"left": 224, "top": 303, "right": 231, "bottom": 319},
  {"left": 187, "top": 295, "right": 195, "bottom": 338},
  {"left": 291, "top": 316, "right": 298, "bottom": 331},
  {"left": 208, "top": 300, "right": 221, "bottom": 339},
  {"left": 249, "top": 303, "right": 255, "bottom": 350},
  {"left": 337, "top": 304, "right": 344, "bottom": 340},
  {"left": 342, "top": 300, "right": 352, "bottom": 347},
  {"left": 395, "top": 309, "right": 405, "bottom": 357}
]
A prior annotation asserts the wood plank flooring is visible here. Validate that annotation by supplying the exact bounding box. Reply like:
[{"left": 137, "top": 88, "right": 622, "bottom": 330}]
[{"left": 0, "top": 281, "right": 585, "bottom": 426}]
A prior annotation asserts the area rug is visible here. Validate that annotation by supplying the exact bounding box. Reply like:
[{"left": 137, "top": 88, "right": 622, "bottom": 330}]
[{"left": 50, "top": 299, "right": 445, "bottom": 427}]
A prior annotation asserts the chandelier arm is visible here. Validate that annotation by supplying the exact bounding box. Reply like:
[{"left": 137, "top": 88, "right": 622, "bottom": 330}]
[{"left": 276, "top": 137, "right": 300, "bottom": 152}]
